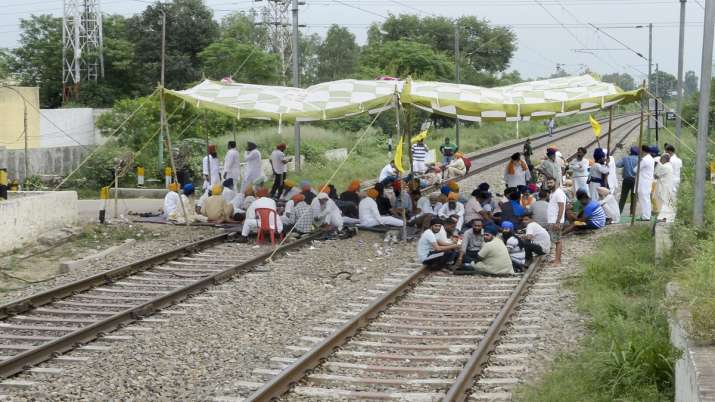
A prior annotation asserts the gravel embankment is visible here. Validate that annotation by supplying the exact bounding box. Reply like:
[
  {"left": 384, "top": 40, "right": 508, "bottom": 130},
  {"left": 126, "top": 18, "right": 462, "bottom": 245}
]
[
  {"left": 5, "top": 231, "right": 414, "bottom": 401},
  {"left": 0, "top": 224, "right": 221, "bottom": 305}
]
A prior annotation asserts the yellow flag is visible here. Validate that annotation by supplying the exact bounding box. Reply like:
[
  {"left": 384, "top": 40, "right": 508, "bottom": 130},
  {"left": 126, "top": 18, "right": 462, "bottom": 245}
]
[
  {"left": 394, "top": 135, "right": 405, "bottom": 173},
  {"left": 589, "top": 114, "right": 602, "bottom": 138},
  {"left": 410, "top": 129, "right": 429, "bottom": 143}
]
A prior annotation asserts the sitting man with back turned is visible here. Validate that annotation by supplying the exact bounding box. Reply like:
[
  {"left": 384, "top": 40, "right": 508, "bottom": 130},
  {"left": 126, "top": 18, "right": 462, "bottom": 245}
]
[
  {"left": 417, "top": 218, "right": 461, "bottom": 270},
  {"left": 201, "top": 184, "right": 235, "bottom": 223},
  {"left": 455, "top": 224, "right": 514, "bottom": 276}
]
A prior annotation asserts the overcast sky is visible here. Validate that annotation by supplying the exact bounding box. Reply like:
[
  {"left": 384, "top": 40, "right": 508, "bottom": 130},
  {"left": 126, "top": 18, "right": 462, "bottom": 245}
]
[{"left": 0, "top": 0, "right": 711, "bottom": 81}]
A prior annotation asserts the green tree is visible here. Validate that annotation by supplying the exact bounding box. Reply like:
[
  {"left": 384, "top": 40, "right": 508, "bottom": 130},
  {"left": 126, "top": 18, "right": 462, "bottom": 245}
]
[
  {"left": 375, "top": 15, "right": 516, "bottom": 73},
  {"left": 199, "top": 38, "right": 280, "bottom": 83},
  {"left": 602, "top": 72, "right": 635, "bottom": 91},
  {"left": 9, "top": 15, "right": 62, "bottom": 107},
  {"left": 684, "top": 70, "right": 698, "bottom": 97},
  {"left": 220, "top": 11, "right": 269, "bottom": 49},
  {"left": 126, "top": 0, "right": 219, "bottom": 91},
  {"left": 648, "top": 70, "right": 677, "bottom": 100},
  {"left": 317, "top": 25, "right": 359, "bottom": 82},
  {"left": 359, "top": 39, "right": 454, "bottom": 81},
  {"left": 0, "top": 49, "right": 10, "bottom": 81},
  {"left": 300, "top": 33, "right": 322, "bottom": 86}
]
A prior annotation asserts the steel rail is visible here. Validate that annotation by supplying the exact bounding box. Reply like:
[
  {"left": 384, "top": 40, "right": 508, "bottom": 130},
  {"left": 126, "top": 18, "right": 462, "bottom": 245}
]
[
  {"left": 443, "top": 118, "right": 642, "bottom": 402},
  {"left": 0, "top": 232, "right": 322, "bottom": 379},
  {"left": 0, "top": 232, "right": 231, "bottom": 320},
  {"left": 246, "top": 118, "right": 644, "bottom": 401},
  {"left": 245, "top": 266, "right": 429, "bottom": 401}
]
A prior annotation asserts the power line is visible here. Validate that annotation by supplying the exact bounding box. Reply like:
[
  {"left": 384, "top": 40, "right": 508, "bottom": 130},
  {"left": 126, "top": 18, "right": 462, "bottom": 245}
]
[
  {"left": 588, "top": 23, "right": 647, "bottom": 60},
  {"left": 329, "top": 0, "right": 388, "bottom": 19}
]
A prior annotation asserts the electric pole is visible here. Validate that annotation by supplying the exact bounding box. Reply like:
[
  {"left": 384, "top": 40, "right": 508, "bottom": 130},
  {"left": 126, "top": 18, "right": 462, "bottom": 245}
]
[
  {"left": 292, "top": 0, "right": 301, "bottom": 171},
  {"left": 676, "top": 0, "right": 687, "bottom": 138},
  {"left": 454, "top": 21, "right": 461, "bottom": 149},
  {"left": 647, "top": 22, "right": 653, "bottom": 144},
  {"left": 693, "top": 0, "right": 714, "bottom": 226},
  {"left": 159, "top": 9, "right": 166, "bottom": 172},
  {"left": 62, "top": 0, "right": 104, "bottom": 103}
]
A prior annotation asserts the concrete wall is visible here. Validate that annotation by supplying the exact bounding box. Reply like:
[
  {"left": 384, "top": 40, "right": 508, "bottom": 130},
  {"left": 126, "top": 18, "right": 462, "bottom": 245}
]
[
  {"left": 0, "top": 145, "right": 91, "bottom": 183},
  {"left": 39, "top": 108, "right": 109, "bottom": 147},
  {"left": 0, "top": 191, "right": 79, "bottom": 253},
  {"left": 0, "top": 86, "right": 41, "bottom": 150}
]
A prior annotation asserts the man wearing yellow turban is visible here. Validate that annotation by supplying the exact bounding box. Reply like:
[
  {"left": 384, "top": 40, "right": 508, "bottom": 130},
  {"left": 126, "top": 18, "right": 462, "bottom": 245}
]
[
  {"left": 201, "top": 184, "right": 235, "bottom": 223},
  {"left": 163, "top": 182, "right": 181, "bottom": 218}
]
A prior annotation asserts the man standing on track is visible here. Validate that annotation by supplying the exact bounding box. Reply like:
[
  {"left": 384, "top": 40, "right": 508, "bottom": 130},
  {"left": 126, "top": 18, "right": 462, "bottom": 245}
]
[
  {"left": 616, "top": 145, "right": 639, "bottom": 214},
  {"left": 223, "top": 141, "right": 241, "bottom": 191},
  {"left": 539, "top": 148, "right": 563, "bottom": 187},
  {"left": 546, "top": 178, "right": 566, "bottom": 266},
  {"left": 568, "top": 147, "right": 590, "bottom": 196},
  {"left": 202, "top": 144, "right": 222, "bottom": 193},
  {"left": 637, "top": 145, "right": 655, "bottom": 221},
  {"left": 269, "top": 143, "right": 290, "bottom": 199}
]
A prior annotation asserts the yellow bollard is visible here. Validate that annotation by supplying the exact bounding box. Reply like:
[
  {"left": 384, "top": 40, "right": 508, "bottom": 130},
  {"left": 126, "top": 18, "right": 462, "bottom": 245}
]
[
  {"left": 9, "top": 179, "right": 18, "bottom": 192},
  {"left": 136, "top": 166, "right": 145, "bottom": 188},
  {"left": 710, "top": 161, "right": 715, "bottom": 186},
  {"left": 99, "top": 186, "right": 109, "bottom": 223},
  {"left": 164, "top": 166, "right": 172, "bottom": 189},
  {"left": 0, "top": 168, "right": 7, "bottom": 200}
]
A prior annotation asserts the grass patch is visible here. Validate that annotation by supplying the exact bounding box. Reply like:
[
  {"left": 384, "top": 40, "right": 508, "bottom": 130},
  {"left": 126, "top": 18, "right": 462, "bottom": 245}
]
[{"left": 514, "top": 226, "right": 680, "bottom": 402}]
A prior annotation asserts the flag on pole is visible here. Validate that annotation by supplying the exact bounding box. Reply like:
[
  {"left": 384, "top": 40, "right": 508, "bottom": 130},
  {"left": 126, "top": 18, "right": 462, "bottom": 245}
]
[
  {"left": 410, "top": 129, "right": 429, "bottom": 143},
  {"left": 394, "top": 135, "right": 405, "bottom": 173},
  {"left": 589, "top": 114, "right": 602, "bottom": 138}
]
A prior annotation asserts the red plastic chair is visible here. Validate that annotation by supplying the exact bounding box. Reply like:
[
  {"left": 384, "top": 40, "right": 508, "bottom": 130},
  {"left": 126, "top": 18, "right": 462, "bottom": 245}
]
[{"left": 255, "top": 208, "right": 283, "bottom": 245}]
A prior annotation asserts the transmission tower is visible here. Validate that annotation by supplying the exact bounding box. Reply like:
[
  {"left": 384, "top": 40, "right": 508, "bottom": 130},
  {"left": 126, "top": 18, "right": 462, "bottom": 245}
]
[
  {"left": 62, "top": 0, "right": 105, "bottom": 103},
  {"left": 258, "top": 0, "right": 293, "bottom": 84}
]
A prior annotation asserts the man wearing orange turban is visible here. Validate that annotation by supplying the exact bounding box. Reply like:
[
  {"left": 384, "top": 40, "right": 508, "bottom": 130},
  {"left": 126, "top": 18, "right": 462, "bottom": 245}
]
[
  {"left": 359, "top": 187, "right": 404, "bottom": 228},
  {"left": 202, "top": 143, "right": 222, "bottom": 192},
  {"left": 437, "top": 192, "right": 465, "bottom": 231}
]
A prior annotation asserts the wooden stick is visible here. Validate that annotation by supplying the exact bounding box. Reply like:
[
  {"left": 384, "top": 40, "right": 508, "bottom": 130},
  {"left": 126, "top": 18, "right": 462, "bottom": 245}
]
[{"left": 632, "top": 82, "right": 646, "bottom": 226}]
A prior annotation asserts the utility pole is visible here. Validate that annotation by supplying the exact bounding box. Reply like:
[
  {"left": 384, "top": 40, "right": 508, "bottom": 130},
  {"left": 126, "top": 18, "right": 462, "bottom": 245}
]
[
  {"left": 291, "top": 0, "right": 301, "bottom": 171},
  {"left": 647, "top": 22, "right": 653, "bottom": 144},
  {"left": 655, "top": 63, "right": 660, "bottom": 145},
  {"left": 159, "top": 9, "right": 166, "bottom": 172},
  {"left": 693, "top": 0, "right": 714, "bottom": 226},
  {"left": 454, "top": 21, "right": 461, "bottom": 149},
  {"left": 676, "top": 0, "right": 687, "bottom": 138}
]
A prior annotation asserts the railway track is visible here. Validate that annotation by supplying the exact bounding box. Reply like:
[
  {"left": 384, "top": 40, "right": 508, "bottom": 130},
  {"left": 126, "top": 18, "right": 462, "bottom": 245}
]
[
  {"left": 229, "top": 117, "right": 643, "bottom": 402},
  {"left": 0, "top": 232, "right": 321, "bottom": 381}
]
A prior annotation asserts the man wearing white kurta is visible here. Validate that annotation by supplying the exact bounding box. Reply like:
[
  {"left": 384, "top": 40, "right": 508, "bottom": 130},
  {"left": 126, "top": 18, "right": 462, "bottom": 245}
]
[
  {"left": 241, "top": 142, "right": 262, "bottom": 194},
  {"left": 312, "top": 192, "right": 344, "bottom": 231},
  {"left": 637, "top": 147, "right": 655, "bottom": 221},
  {"left": 655, "top": 154, "right": 676, "bottom": 222},
  {"left": 241, "top": 190, "right": 283, "bottom": 237},
  {"left": 665, "top": 144, "right": 682, "bottom": 193},
  {"left": 163, "top": 183, "right": 180, "bottom": 218},
  {"left": 604, "top": 148, "right": 619, "bottom": 194},
  {"left": 202, "top": 144, "right": 222, "bottom": 192},
  {"left": 359, "top": 189, "right": 403, "bottom": 227},
  {"left": 223, "top": 141, "right": 241, "bottom": 191},
  {"left": 569, "top": 147, "right": 590, "bottom": 195}
]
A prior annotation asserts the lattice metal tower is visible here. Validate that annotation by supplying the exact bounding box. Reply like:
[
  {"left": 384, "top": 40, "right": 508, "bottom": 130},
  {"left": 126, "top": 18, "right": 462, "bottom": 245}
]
[
  {"left": 259, "top": 0, "right": 293, "bottom": 84},
  {"left": 62, "top": 0, "right": 104, "bottom": 103}
]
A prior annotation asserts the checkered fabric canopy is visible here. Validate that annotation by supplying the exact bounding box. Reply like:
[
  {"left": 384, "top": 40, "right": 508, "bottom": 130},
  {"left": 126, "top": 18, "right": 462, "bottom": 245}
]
[
  {"left": 167, "top": 75, "right": 640, "bottom": 123},
  {"left": 402, "top": 75, "right": 642, "bottom": 122},
  {"left": 167, "top": 79, "right": 398, "bottom": 123}
]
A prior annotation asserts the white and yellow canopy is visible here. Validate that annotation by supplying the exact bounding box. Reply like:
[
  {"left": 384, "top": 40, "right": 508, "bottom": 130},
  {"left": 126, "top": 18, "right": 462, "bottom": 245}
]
[{"left": 167, "top": 74, "right": 641, "bottom": 124}]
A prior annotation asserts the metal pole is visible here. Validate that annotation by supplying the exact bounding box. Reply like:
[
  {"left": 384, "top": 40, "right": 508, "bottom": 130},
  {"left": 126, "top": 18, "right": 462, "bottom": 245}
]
[
  {"left": 693, "top": 0, "right": 715, "bottom": 226},
  {"left": 158, "top": 10, "right": 166, "bottom": 173},
  {"left": 676, "top": 0, "right": 687, "bottom": 139},
  {"left": 23, "top": 100, "right": 28, "bottom": 183},
  {"left": 646, "top": 22, "right": 653, "bottom": 144},
  {"left": 655, "top": 63, "right": 660, "bottom": 145},
  {"left": 292, "top": 0, "right": 301, "bottom": 171},
  {"left": 454, "top": 21, "right": 461, "bottom": 149},
  {"left": 606, "top": 107, "right": 614, "bottom": 153}
]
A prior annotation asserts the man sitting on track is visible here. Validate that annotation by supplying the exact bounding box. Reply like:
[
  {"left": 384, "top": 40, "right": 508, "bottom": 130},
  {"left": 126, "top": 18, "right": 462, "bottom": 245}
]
[
  {"left": 454, "top": 224, "right": 514, "bottom": 276},
  {"left": 417, "top": 218, "right": 461, "bottom": 270},
  {"left": 201, "top": 184, "right": 235, "bottom": 224},
  {"left": 563, "top": 189, "right": 606, "bottom": 235},
  {"left": 359, "top": 188, "right": 404, "bottom": 228},
  {"left": 457, "top": 219, "right": 484, "bottom": 265}
]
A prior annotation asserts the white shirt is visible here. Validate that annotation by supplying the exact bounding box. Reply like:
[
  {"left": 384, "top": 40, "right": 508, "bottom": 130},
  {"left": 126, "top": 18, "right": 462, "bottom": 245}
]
[
  {"left": 670, "top": 153, "right": 682, "bottom": 184},
  {"left": 504, "top": 161, "right": 529, "bottom": 188},
  {"left": 547, "top": 187, "right": 568, "bottom": 224},
  {"left": 378, "top": 164, "right": 396, "bottom": 182},
  {"left": 270, "top": 149, "right": 288, "bottom": 174},
  {"left": 638, "top": 154, "right": 655, "bottom": 193},
  {"left": 163, "top": 191, "right": 180, "bottom": 217},
  {"left": 245, "top": 196, "right": 282, "bottom": 231},
  {"left": 599, "top": 193, "right": 621, "bottom": 223},
  {"left": 438, "top": 202, "right": 465, "bottom": 221},
  {"left": 202, "top": 155, "right": 222, "bottom": 186},
  {"left": 359, "top": 197, "right": 383, "bottom": 227},
  {"left": 311, "top": 197, "right": 341, "bottom": 218},
  {"left": 417, "top": 229, "right": 438, "bottom": 262},
  {"left": 222, "top": 188, "right": 237, "bottom": 204},
  {"left": 244, "top": 149, "right": 262, "bottom": 182},
  {"left": 416, "top": 196, "right": 432, "bottom": 215},
  {"left": 569, "top": 158, "right": 590, "bottom": 178},
  {"left": 224, "top": 148, "right": 241, "bottom": 182},
  {"left": 525, "top": 222, "right": 551, "bottom": 251}
]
